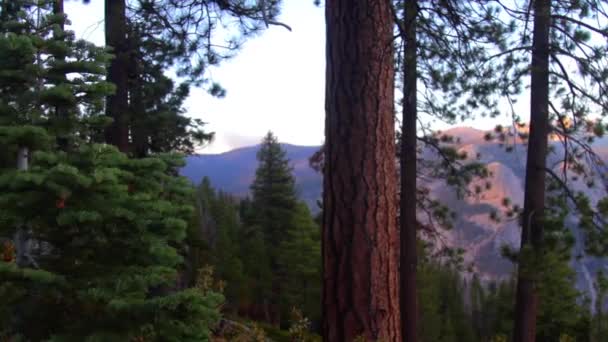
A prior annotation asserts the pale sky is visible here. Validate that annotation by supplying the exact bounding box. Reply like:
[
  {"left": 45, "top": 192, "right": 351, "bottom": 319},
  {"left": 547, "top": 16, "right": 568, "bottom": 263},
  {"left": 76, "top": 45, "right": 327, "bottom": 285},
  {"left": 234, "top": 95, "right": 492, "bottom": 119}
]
[{"left": 65, "top": 1, "right": 512, "bottom": 154}]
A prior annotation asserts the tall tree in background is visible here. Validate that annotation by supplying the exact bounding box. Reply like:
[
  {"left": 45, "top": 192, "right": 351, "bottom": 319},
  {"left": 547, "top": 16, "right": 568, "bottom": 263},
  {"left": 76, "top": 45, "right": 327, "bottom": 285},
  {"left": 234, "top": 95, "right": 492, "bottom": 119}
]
[
  {"left": 104, "top": 0, "right": 129, "bottom": 151},
  {"left": 100, "top": 0, "right": 287, "bottom": 155},
  {"left": 278, "top": 202, "right": 322, "bottom": 325},
  {"left": 512, "top": 2, "right": 551, "bottom": 340},
  {"left": 324, "top": 0, "right": 400, "bottom": 340},
  {"left": 475, "top": 0, "right": 608, "bottom": 339},
  {"left": 249, "top": 131, "right": 297, "bottom": 325},
  {"left": 51, "top": 0, "right": 69, "bottom": 149},
  {"left": 400, "top": 1, "right": 418, "bottom": 340},
  {"left": 391, "top": 2, "right": 511, "bottom": 339}
]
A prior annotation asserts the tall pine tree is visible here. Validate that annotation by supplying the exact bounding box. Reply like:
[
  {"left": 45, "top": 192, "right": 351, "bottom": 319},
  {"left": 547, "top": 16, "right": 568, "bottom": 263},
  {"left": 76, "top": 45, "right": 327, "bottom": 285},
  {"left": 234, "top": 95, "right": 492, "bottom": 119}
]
[
  {"left": 324, "top": 0, "right": 401, "bottom": 340},
  {"left": 248, "top": 131, "right": 298, "bottom": 325}
]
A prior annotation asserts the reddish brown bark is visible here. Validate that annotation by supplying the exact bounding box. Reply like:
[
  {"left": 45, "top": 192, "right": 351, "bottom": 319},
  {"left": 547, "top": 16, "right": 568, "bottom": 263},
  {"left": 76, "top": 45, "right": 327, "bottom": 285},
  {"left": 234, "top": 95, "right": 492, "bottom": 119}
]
[
  {"left": 323, "top": 0, "right": 400, "bottom": 341},
  {"left": 400, "top": 0, "right": 418, "bottom": 341},
  {"left": 512, "top": 0, "right": 551, "bottom": 341},
  {"left": 105, "top": 0, "right": 130, "bottom": 152}
]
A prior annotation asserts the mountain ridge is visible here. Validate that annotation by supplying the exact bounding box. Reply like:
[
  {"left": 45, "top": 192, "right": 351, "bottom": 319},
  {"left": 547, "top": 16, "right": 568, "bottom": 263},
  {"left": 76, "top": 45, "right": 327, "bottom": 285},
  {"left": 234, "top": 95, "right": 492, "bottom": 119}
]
[{"left": 181, "top": 127, "right": 608, "bottom": 307}]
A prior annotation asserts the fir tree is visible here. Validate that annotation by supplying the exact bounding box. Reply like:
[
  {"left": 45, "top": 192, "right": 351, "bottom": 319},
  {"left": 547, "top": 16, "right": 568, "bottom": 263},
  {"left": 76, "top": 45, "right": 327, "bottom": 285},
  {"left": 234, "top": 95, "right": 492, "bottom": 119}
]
[
  {"left": 99, "top": 0, "right": 287, "bottom": 154},
  {"left": 0, "top": 3, "right": 222, "bottom": 339},
  {"left": 0, "top": 0, "right": 113, "bottom": 151},
  {"left": 193, "top": 177, "right": 245, "bottom": 313},
  {"left": 278, "top": 202, "right": 322, "bottom": 325},
  {"left": 248, "top": 131, "right": 298, "bottom": 325},
  {"left": 0, "top": 143, "right": 223, "bottom": 340}
]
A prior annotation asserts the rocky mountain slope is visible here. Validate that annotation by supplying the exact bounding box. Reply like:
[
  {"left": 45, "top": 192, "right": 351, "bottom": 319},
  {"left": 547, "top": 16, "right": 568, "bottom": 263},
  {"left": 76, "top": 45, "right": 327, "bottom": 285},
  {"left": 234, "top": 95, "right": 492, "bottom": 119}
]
[{"left": 182, "top": 127, "right": 608, "bottom": 306}]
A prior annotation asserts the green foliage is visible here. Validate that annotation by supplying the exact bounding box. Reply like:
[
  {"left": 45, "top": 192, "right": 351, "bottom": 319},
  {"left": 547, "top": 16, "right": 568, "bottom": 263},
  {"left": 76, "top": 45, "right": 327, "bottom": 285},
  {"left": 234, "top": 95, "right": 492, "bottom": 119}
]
[
  {"left": 417, "top": 256, "right": 477, "bottom": 342},
  {"left": 0, "top": 2, "right": 222, "bottom": 339},
  {"left": 0, "top": 0, "right": 113, "bottom": 150},
  {"left": 193, "top": 133, "right": 321, "bottom": 331},
  {"left": 126, "top": 25, "right": 214, "bottom": 156},
  {"left": 247, "top": 132, "right": 300, "bottom": 323},
  {"left": 278, "top": 203, "right": 322, "bottom": 323},
  {"left": 0, "top": 144, "right": 222, "bottom": 340},
  {"left": 127, "top": 0, "right": 284, "bottom": 85},
  {"left": 193, "top": 178, "right": 246, "bottom": 312}
]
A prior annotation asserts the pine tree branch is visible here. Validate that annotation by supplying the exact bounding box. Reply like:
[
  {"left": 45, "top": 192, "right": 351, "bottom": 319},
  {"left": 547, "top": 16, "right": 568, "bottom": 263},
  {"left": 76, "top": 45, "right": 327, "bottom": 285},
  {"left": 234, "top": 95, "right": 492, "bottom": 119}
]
[{"left": 552, "top": 14, "right": 608, "bottom": 38}]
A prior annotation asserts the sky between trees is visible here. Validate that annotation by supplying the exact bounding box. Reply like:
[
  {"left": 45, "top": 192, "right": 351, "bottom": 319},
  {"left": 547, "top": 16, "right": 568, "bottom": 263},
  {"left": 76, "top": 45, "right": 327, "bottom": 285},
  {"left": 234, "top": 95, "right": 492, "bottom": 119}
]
[{"left": 64, "top": 0, "right": 526, "bottom": 154}]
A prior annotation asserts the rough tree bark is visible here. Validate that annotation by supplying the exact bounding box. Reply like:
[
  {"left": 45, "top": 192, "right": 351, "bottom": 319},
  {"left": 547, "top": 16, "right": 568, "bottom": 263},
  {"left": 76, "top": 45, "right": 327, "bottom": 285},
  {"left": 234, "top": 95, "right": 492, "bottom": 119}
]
[
  {"left": 105, "top": 0, "right": 130, "bottom": 152},
  {"left": 512, "top": 0, "right": 551, "bottom": 341},
  {"left": 401, "top": 0, "right": 418, "bottom": 341},
  {"left": 323, "top": 0, "right": 400, "bottom": 341}
]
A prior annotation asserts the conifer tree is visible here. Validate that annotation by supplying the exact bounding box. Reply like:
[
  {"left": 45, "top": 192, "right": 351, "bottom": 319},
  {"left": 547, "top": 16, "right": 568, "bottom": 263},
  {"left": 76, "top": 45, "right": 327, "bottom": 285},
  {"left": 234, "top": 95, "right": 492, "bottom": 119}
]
[
  {"left": 476, "top": 1, "right": 608, "bottom": 339},
  {"left": 324, "top": 0, "right": 400, "bottom": 340},
  {"left": 391, "top": 2, "right": 514, "bottom": 338},
  {"left": 512, "top": 2, "right": 551, "bottom": 339},
  {"left": 278, "top": 202, "right": 322, "bottom": 325},
  {"left": 104, "top": 0, "right": 129, "bottom": 151},
  {"left": 0, "top": 0, "right": 113, "bottom": 150},
  {"left": 0, "top": 3, "right": 222, "bottom": 339},
  {"left": 248, "top": 131, "right": 298, "bottom": 325},
  {"left": 100, "top": 0, "right": 287, "bottom": 154},
  {"left": 193, "top": 177, "right": 245, "bottom": 313}
]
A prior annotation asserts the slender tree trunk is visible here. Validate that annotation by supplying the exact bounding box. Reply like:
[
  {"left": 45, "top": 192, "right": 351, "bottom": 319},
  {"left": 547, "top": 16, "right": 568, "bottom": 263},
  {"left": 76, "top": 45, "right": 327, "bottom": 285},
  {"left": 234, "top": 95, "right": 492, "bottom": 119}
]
[
  {"left": 323, "top": 0, "right": 400, "bottom": 341},
  {"left": 130, "top": 74, "right": 147, "bottom": 157},
  {"left": 128, "top": 27, "right": 147, "bottom": 158},
  {"left": 105, "top": 0, "right": 130, "bottom": 152},
  {"left": 512, "top": 1, "right": 551, "bottom": 341},
  {"left": 53, "top": 0, "right": 63, "bottom": 29},
  {"left": 14, "top": 147, "right": 29, "bottom": 267},
  {"left": 53, "top": 0, "right": 69, "bottom": 150},
  {"left": 401, "top": 1, "right": 418, "bottom": 341}
]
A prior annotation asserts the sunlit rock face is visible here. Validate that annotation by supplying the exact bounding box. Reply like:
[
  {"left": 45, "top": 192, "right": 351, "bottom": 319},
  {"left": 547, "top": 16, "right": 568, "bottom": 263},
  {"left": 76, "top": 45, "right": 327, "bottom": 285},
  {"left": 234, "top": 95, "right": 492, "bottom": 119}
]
[
  {"left": 182, "top": 126, "right": 608, "bottom": 306},
  {"left": 421, "top": 126, "right": 608, "bottom": 309}
]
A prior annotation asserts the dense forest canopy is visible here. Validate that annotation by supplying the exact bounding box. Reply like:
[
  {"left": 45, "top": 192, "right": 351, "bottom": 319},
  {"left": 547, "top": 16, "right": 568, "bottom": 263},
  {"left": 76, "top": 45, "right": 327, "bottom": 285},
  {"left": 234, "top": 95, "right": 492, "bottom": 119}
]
[{"left": 0, "top": 0, "right": 608, "bottom": 341}]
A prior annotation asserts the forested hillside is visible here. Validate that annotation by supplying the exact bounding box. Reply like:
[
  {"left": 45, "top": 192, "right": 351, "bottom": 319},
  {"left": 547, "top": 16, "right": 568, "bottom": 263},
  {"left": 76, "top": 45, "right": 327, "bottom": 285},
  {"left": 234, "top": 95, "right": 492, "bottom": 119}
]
[{"left": 2, "top": 0, "right": 608, "bottom": 341}]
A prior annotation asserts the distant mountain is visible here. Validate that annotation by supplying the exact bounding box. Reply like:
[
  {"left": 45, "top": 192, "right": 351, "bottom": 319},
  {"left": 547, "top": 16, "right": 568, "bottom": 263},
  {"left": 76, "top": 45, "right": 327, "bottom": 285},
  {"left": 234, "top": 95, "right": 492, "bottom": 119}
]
[
  {"left": 181, "top": 127, "right": 608, "bottom": 308},
  {"left": 182, "top": 144, "right": 322, "bottom": 211}
]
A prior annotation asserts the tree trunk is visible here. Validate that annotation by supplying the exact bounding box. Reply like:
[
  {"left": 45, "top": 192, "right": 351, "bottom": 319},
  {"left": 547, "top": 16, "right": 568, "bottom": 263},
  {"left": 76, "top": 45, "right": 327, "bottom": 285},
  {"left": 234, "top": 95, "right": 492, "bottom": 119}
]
[
  {"left": 53, "top": 0, "right": 69, "bottom": 150},
  {"left": 512, "top": 1, "right": 551, "bottom": 341},
  {"left": 323, "top": 0, "right": 400, "bottom": 341},
  {"left": 53, "top": 0, "right": 63, "bottom": 28},
  {"left": 401, "top": 1, "right": 418, "bottom": 341},
  {"left": 14, "top": 147, "right": 29, "bottom": 267},
  {"left": 128, "top": 26, "right": 147, "bottom": 158},
  {"left": 105, "top": 0, "right": 130, "bottom": 152}
]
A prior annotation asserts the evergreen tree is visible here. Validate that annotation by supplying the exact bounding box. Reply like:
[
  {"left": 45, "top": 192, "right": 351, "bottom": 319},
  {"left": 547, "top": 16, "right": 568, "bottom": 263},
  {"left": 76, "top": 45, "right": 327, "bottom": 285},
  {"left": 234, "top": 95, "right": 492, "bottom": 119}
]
[
  {"left": 248, "top": 131, "right": 298, "bottom": 325},
  {"left": 104, "top": 0, "right": 129, "bottom": 151},
  {"left": 0, "top": 143, "right": 223, "bottom": 340},
  {"left": 0, "top": 0, "right": 113, "bottom": 151},
  {"left": 0, "top": 3, "right": 222, "bottom": 339},
  {"left": 193, "top": 177, "right": 245, "bottom": 313},
  {"left": 417, "top": 243, "right": 477, "bottom": 342},
  {"left": 126, "top": 20, "right": 214, "bottom": 157},
  {"left": 475, "top": 1, "right": 608, "bottom": 339},
  {"left": 100, "top": 0, "right": 287, "bottom": 154},
  {"left": 391, "top": 2, "right": 513, "bottom": 337},
  {"left": 512, "top": 1, "right": 551, "bottom": 339},
  {"left": 324, "top": 0, "right": 400, "bottom": 340},
  {"left": 278, "top": 202, "right": 322, "bottom": 325}
]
